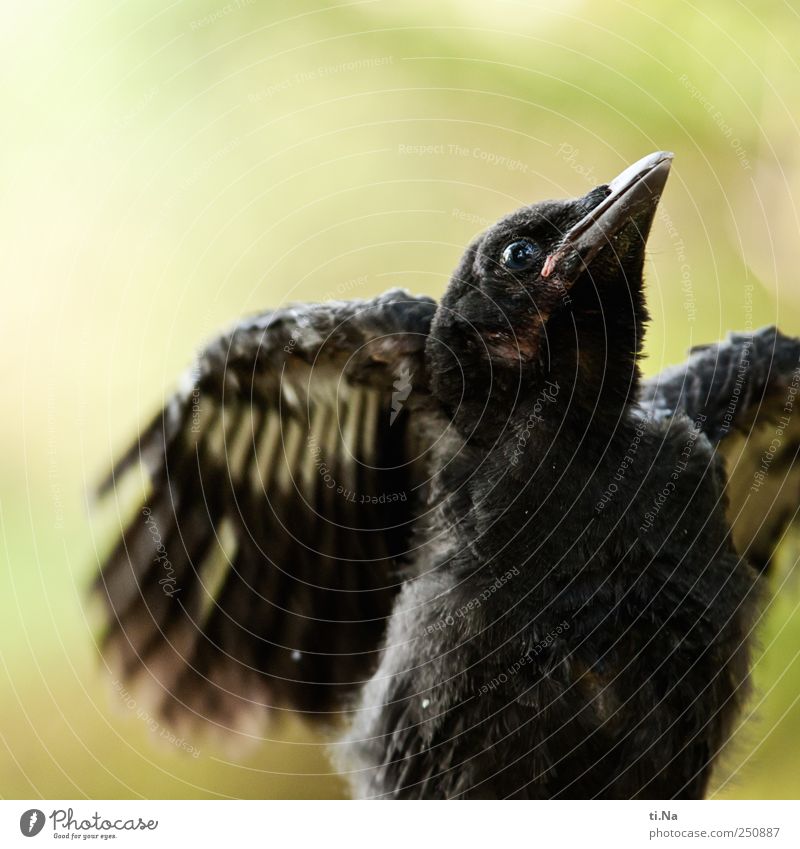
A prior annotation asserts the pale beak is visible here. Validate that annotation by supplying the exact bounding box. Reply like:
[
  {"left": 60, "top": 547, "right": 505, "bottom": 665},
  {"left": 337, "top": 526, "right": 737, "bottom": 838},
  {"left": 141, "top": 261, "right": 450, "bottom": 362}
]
[{"left": 542, "top": 151, "right": 673, "bottom": 280}]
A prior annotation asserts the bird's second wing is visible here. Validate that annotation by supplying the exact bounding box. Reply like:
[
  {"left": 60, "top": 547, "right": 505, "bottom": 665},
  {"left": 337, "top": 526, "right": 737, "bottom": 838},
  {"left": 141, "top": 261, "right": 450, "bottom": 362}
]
[
  {"left": 641, "top": 326, "right": 800, "bottom": 574},
  {"left": 93, "top": 289, "right": 439, "bottom": 735}
]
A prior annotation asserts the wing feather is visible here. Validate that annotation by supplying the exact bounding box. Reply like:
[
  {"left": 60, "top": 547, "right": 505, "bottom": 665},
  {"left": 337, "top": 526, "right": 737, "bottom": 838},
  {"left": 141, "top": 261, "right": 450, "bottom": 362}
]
[
  {"left": 94, "top": 289, "right": 439, "bottom": 735},
  {"left": 642, "top": 326, "right": 800, "bottom": 574}
]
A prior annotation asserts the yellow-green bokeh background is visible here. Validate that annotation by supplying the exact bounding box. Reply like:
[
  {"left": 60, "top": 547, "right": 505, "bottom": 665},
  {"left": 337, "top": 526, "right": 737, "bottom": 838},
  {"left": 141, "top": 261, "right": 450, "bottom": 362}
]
[{"left": 3, "top": 0, "right": 800, "bottom": 799}]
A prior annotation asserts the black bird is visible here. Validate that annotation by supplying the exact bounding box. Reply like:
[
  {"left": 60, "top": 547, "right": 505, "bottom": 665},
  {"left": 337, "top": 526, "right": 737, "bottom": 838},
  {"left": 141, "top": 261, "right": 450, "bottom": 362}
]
[{"left": 95, "top": 152, "right": 800, "bottom": 799}]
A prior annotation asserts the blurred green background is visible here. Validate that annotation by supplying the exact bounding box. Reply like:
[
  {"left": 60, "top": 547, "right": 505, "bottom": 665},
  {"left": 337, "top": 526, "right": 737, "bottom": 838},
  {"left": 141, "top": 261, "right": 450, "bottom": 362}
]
[{"left": 2, "top": 0, "right": 800, "bottom": 799}]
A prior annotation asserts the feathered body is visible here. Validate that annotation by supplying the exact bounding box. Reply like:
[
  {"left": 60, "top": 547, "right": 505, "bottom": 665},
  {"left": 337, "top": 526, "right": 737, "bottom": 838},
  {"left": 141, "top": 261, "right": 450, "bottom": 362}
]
[{"left": 94, "top": 153, "right": 800, "bottom": 798}]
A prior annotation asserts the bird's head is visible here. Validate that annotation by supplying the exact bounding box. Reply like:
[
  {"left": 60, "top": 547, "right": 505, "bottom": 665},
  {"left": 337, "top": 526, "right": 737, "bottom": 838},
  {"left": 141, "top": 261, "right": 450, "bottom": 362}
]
[{"left": 427, "top": 151, "right": 672, "bottom": 448}]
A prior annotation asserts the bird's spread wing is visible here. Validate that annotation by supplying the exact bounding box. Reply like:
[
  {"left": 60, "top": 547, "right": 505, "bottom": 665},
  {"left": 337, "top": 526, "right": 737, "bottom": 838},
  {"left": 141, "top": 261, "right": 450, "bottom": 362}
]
[
  {"left": 93, "top": 289, "right": 439, "bottom": 735},
  {"left": 641, "top": 326, "right": 800, "bottom": 574}
]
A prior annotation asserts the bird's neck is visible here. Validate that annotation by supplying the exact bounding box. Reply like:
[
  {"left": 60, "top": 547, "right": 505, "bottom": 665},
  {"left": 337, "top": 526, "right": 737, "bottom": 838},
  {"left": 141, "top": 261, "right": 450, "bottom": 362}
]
[
  {"left": 501, "top": 371, "right": 643, "bottom": 475},
  {"left": 433, "top": 270, "right": 649, "bottom": 463},
  {"left": 480, "top": 303, "right": 646, "bottom": 469},
  {"left": 543, "top": 266, "right": 647, "bottom": 421}
]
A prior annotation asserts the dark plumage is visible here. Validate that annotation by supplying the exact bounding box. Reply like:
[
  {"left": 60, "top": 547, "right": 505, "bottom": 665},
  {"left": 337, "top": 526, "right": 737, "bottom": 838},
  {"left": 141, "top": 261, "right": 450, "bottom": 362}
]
[{"left": 94, "top": 152, "right": 800, "bottom": 798}]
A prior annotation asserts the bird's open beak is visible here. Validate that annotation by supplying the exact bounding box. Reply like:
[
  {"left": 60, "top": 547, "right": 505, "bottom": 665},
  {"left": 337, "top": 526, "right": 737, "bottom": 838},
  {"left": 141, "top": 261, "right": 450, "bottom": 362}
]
[{"left": 541, "top": 151, "right": 673, "bottom": 280}]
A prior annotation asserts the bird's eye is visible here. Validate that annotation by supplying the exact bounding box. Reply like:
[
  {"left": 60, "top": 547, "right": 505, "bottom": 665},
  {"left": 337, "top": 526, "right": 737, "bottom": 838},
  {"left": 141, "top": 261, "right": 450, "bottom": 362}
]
[{"left": 501, "top": 239, "right": 540, "bottom": 271}]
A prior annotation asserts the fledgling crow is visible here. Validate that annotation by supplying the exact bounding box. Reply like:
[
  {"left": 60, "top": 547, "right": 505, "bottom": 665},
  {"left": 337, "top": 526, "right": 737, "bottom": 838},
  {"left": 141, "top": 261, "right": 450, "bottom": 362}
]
[{"left": 94, "top": 152, "right": 800, "bottom": 798}]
